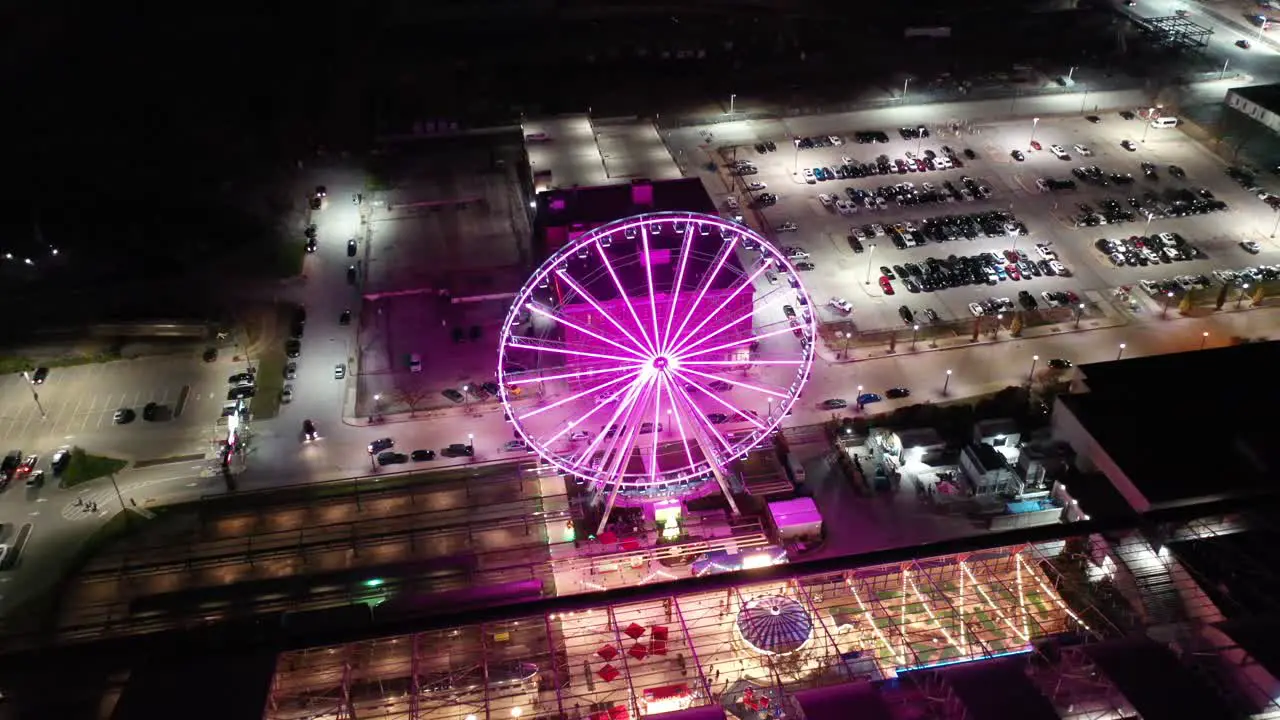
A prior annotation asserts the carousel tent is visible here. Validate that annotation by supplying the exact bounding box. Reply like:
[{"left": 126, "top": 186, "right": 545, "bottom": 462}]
[{"left": 736, "top": 595, "right": 813, "bottom": 655}]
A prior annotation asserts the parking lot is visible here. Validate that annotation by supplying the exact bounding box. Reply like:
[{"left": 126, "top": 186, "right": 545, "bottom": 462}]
[
  {"left": 0, "top": 358, "right": 230, "bottom": 449},
  {"left": 715, "top": 111, "right": 1280, "bottom": 336}
]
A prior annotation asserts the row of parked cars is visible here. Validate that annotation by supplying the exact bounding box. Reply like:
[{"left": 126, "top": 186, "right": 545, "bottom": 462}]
[
  {"left": 879, "top": 245, "right": 1069, "bottom": 295},
  {"left": 1094, "top": 233, "right": 1204, "bottom": 267},
  {"left": 363, "top": 436, "right": 476, "bottom": 465},
  {"left": 803, "top": 146, "right": 975, "bottom": 184},
  {"left": 1211, "top": 264, "right": 1280, "bottom": 287},
  {"left": 967, "top": 290, "right": 1082, "bottom": 316}
]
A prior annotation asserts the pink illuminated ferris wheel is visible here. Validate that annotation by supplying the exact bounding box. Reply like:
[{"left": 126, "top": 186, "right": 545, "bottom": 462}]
[{"left": 497, "top": 212, "right": 815, "bottom": 510}]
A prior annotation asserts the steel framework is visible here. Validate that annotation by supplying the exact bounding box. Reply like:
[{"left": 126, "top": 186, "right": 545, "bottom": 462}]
[{"left": 1143, "top": 15, "right": 1213, "bottom": 50}]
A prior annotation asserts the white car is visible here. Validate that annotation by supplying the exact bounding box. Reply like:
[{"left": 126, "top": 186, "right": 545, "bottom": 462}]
[
  {"left": 1174, "top": 275, "right": 1196, "bottom": 290},
  {"left": 726, "top": 196, "right": 740, "bottom": 210},
  {"left": 334, "top": 363, "right": 346, "bottom": 380},
  {"left": 836, "top": 200, "right": 855, "bottom": 215},
  {"left": 1036, "top": 245, "right": 1057, "bottom": 260},
  {"left": 933, "top": 157, "right": 953, "bottom": 170},
  {"left": 1142, "top": 248, "right": 1162, "bottom": 265},
  {"left": 1040, "top": 291, "right": 1060, "bottom": 307},
  {"left": 841, "top": 155, "right": 853, "bottom": 165},
  {"left": 777, "top": 222, "right": 798, "bottom": 232},
  {"left": 1241, "top": 240, "right": 1261, "bottom": 254},
  {"left": 1073, "top": 144, "right": 1093, "bottom": 157},
  {"left": 829, "top": 135, "right": 844, "bottom": 146},
  {"left": 281, "top": 385, "right": 294, "bottom": 403},
  {"left": 870, "top": 224, "right": 885, "bottom": 236},
  {"left": 818, "top": 193, "right": 834, "bottom": 207},
  {"left": 1035, "top": 178, "right": 1050, "bottom": 193},
  {"left": 802, "top": 168, "right": 816, "bottom": 183},
  {"left": 1049, "top": 144, "right": 1069, "bottom": 159},
  {"left": 1049, "top": 260, "right": 1068, "bottom": 275},
  {"left": 746, "top": 182, "right": 767, "bottom": 191},
  {"left": 1213, "top": 269, "right": 1238, "bottom": 284},
  {"left": 786, "top": 248, "right": 811, "bottom": 260},
  {"left": 968, "top": 302, "right": 986, "bottom": 317},
  {"left": 829, "top": 297, "right": 853, "bottom": 314},
  {"left": 569, "top": 430, "right": 592, "bottom": 441}
]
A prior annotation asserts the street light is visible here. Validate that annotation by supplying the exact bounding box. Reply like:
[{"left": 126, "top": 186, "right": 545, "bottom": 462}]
[
  {"left": 1161, "top": 291, "right": 1174, "bottom": 318},
  {"left": 1237, "top": 283, "right": 1251, "bottom": 308},
  {"left": 729, "top": 93, "right": 736, "bottom": 115},
  {"left": 1067, "top": 66, "right": 1076, "bottom": 81},
  {"left": 1075, "top": 302, "right": 1085, "bottom": 329},
  {"left": 19, "top": 371, "right": 48, "bottom": 420},
  {"left": 1271, "top": 208, "right": 1280, "bottom": 238},
  {"left": 1028, "top": 355, "right": 1039, "bottom": 382},
  {"left": 1201, "top": 331, "right": 1210, "bottom": 350},
  {"left": 993, "top": 313, "right": 1003, "bottom": 339},
  {"left": 856, "top": 385, "right": 864, "bottom": 410},
  {"left": 864, "top": 244, "right": 877, "bottom": 284},
  {"left": 902, "top": 77, "right": 911, "bottom": 100},
  {"left": 1221, "top": 58, "right": 1230, "bottom": 81},
  {"left": 1029, "top": 117, "right": 1041, "bottom": 150},
  {"left": 943, "top": 369, "right": 952, "bottom": 395},
  {"left": 911, "top": 324, "right": 920, "bottom": 350},
  {"left": 1117, "top": 343, "right": 1126, "bottom": 361},
  {"left": 467, "top": 432, "right": 474, "bottom": 453}
]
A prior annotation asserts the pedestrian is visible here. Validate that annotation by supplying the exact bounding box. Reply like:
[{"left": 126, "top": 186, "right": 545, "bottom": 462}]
[
  {"left": 74, "top": 497, "right": 82, "bottom": 507},
  {"left": 130, "top": 498, "right": 138, "bottom": 507}
]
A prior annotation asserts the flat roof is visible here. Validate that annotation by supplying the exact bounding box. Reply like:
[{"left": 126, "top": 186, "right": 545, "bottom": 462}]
[
  {"left": 938, "top": 658, "right": 1059, "bottom": 720},
  {"left": 1085, "top": 638, "right": 1224, "bottom": 719},
  {"left": 1230, "top": 83, "right": 1280, "bottom": 114},
  {"left": 1066, "top": 342, "right": 1280, "bottom": 509},
  {"left": 537, "top": 178, "right": 717, "bottom": 234},
  {"left": 524, "top": 116, "right": 681, "bottom": 190}
]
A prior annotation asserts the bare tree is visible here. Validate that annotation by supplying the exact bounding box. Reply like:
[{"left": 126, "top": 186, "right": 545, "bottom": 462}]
[{"left": 394, "top": 380, "right": 432, "bottom": 418}]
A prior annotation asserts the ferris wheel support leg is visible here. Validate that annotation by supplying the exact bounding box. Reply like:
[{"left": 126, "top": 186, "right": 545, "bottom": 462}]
[{"left": 708, "top": 463, "right": 741, "bottom": 517}]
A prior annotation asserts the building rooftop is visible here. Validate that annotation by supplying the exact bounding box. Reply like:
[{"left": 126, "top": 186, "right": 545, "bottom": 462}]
[
  {"left": 1064, "top": 342, "right": 1280, "bottom": 510},
  {"left": 536, "top": 178, "right": 717, "bottom": 246},
  {"left": 1229, "top": 83, "right": 1280, "bottom": 114}
]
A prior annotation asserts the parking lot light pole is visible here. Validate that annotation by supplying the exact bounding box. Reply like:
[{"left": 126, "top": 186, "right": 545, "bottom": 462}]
[
  {"left": 911, "top": 324, "right": 920, "bottom": 350},
  {"left": 943, "top": 369, "right": 952, "bottom": 395},
  {"left": 1143, "top": 213, "right": 1154, "bottom": 236},
  {"left": 1237, "top": 283, "right": 1251, "bottom": 308},
  {"left": 1161, "top": 291, "right": 1174, "bottom": 318},
  {"left": 1028, "top": 117, "right": 1040, "bottom": 151},
  {"left": 19, "top": 371, "right": 48, "bottom": 420},
  {"left": 468, "top": 432, "right": 474, "bottom": 454},
  {"left": 856, "top": 385, "right": 864, "bottom": 411},
  {"left": 1117, "top": 343, "right": 1126, "bottom": 361},
  {"left": 1075, "top": 303, "right": 1085, "bottom": 328},
  {"left": 902, "top": 78, "right": 910, "bottom": 101},
  {"left": 1221, "top": 58, "right": 1230, "bottom": 81},
  {"left": 1067, "top": 66, "right": 1076, "bottom": 81},
  {"left": 729, "top": 94, "right": 736, "bottom": 115},
  {"left": 1028, "top": 355, "right": 1039, "bottom": 382},
  {"left": 1201, "top": 331, "right": 1210, "bottom": 350},
  {"left": 992, "top": 313, "right": 1003, "bottom": 339},
  {"left": 1270, "top": 208, "right": 1280, "bottom": 237},
  {"left": 864, "top": 244, "right": 877, "bottom": 284},
  {"left": 371, "top": 393, "right": 381, "bottom": 422}
]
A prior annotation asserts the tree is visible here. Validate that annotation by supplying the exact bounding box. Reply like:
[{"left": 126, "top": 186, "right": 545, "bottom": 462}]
[
  {"left": 1215, "top": 283, "right": 1229, "bottom": 310},
  {"left": 1253, "top": 285, "right": 1267, "bottom": 306},
  {"left": 1179, "top": 291, "right": 1194, "bottom": 315},
  {"left": 1009, "top": 312, "right": 1024, "bottom": 337},
  {"left": 394, "top": 380, "right": 432, "bottom": 418}
]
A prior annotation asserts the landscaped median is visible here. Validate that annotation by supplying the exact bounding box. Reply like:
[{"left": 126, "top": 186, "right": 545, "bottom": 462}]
[
  {"left": 0, "top": 351, "right": 121, "bottom": 376},
  {"left": 59, "top": 447, "right": 129, "bottom": 489}
]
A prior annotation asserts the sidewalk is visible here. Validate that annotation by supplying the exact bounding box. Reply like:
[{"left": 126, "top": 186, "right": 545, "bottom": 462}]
[{"left": 816, "top": 289, "right": 1131, "bottom": 364}]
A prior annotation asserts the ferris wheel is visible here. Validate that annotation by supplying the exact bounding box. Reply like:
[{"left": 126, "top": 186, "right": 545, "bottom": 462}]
[{"left": 497, "top": 212, "right": 815, "bottom": 513}]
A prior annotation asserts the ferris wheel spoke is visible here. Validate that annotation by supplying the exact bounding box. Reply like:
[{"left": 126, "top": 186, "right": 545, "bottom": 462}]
[
  {"left": 675, "top": 324, "right": 805, "bottom": 361},
  {"left": 670, "top": 379, "right": 740, "bottom": 452},
  {"left": 664, "top": 234, "right": 739, "bottom": 357},
  {"left": 594, "top": 242, "right": 658, "bottom": 355},
  {"left": 640, "top": 226, "right": 663, "bottom": 354},
  {"left": 595, "top": 378, "right": 656, "bottom": 477},
  {"left": 525, "top": 303, "right": 651, "bottom": 363},
  {"left": 675, "top": 366, "right": 789, "bottom": 400},
  {"left": 658, "top": 374, "right": 699, "bottom": 476},
  {"left": 679, "top": 359, "right": 805, "bottom": 367},
  {"left": 554, "top": 269, "right": 653, "bottom": 358},
  {"left": 669, "top": 370, "right": 767, "bottom": 432},
  {"left": 665, "top": 261, "right": 773, "bottom": 359},
  {"left": 574, "top": 374, "right": 650, "bottom": 468},
  {"left": 517, "top": 369, "right": 642, "bottom": 422},
  {"left": 507, "top": 342, "right": 641, "bottom": 366},
  {"left": 658, "top": 228, "right": 696, "bottom": 355},
  {"left": 541, "top": 377, "right": 638, "bottom": 446},
  {"left": 505, "top": 363, "right": 643, "bottom": 387},
  {"left": 667, "top": 306, "right": 755, "bottom": 362}
]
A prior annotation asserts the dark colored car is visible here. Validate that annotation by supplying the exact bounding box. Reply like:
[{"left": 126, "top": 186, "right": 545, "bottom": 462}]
[
  {"left": 303, "top": 419, "right": 318, "bottom": 441},
  {"left": 227, "top": 386, "right": 255, "bottom": 400},
  {"left": 706, "top": 412, "right": 728, "bottom": 424},
  {"left": 411, "top": 449, "right": 436, "bottom": 461},
  {"left": 821, "top": 398, "right": 848, "bottom": 410},
  {"left": 442, "top": 443, "right": 475, "bottom": 457},
  {"left": 285, "top": 339, "right": 301, "bottom": 358},
  {"left": 228, "top": 372, "right": 255, "bottom": 384},
  {"left": 377, "top": 451, "right": 409, "bottom": 466},
  {"left": 347, "top": 238, "right": 358, "bottom": 257},
  {"left": 1047, "top": 358, "right": 1073, "bottom": 370},
  {"left": 857, "top": 393, "right": 883, "bottom": 406},
  {"left": 885, "top": 387, "right": 911, "bottom": 399},
  {"left": 203, "top": 348, "right": 219, "bottom": 362},
  {"left": 346, "top": 265, "right": 357, "bottom": 284},
  {"left": 143, "top": 401, "right": 161, "bottom": 420},
  {"left": 482, "top": 381, "right": 501, "bottom": 396},
  {"left": 367, "top": 437, "right": 394, "bottom": 454},
  {"left": 31, "top": 367, "right": 48, "bottom": 384},
  {"left": 339, "top": 309, "right": 351, "bottom": 325},
  {"left": 442, "top": 389, "right": 465, "bottom": 403}
]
